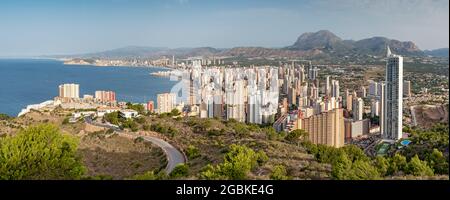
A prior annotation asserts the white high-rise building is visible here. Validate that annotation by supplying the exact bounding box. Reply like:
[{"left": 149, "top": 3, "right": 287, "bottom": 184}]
[
  {"left": 157, "top": 93, "right": 176, "bottom": 114},
  {"left": 325, "top": 76, "right": 331, "bottom": 96},
  {"left": 371, "top": 100, "right": 380, "bottom": 117},
  {"left": 331, "top": 80, "right": 339, "bottom": 98},
  {"left": 403, "top": 80, "right": 411, "bottom": 97},
  {"left": 58, "top": 83, "right": 79, "bottom": 99},
  {"left": 368, "top": 80, "right": 378, "bottom": 97},
  {"left": 382, "top": 46, "right": 403, "bottom": 140},
  {"left": 353, "top": 97, "right": 364, "bottom": 121}
]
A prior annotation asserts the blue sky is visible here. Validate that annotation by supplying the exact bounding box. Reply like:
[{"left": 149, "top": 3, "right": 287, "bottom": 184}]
[{"left": 0, "top": 0, "right": 448, "bottom": 56}]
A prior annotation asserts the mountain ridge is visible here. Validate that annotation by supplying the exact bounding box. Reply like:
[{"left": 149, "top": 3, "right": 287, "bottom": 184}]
[{"left": 58, "top": 30, "right": 442, "bottom": 59}]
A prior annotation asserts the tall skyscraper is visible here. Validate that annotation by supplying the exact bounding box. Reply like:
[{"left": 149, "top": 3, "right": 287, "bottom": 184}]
[
  {"left": 352, "top": 97, "right": 363, "bottom": 121},
  {"left": 331, "top": 80, "right": 339, "bottom": 98},
  {"left": 325, "top": 76, "right": 331, "bottom": 96},
  {"left": 403, "top": 80, "right": 411, "bottom": 97},
  {"left": 382, "top": 46, "right": 403, "bottom": 140},
  {"left": 368, "top": 80, "right": 378, "bottom": 97}
]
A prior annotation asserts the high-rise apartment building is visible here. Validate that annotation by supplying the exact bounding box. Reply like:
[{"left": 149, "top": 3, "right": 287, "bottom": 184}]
[
  {"left": 300, "top": 108, "right": 345, "bottom": 148},
  {"left": 95, "top": 90, "right": 116, "bottom": 102},
  {"left": 382, "top": 46, "right": 403, "bottom": 140},
  {"left": 157, "top": 93, "right": 176, "bottom": 114},
  {"left": 353, "top": 98, "right": 364, "bottom": 121},
  {"left": 403, "top": 80, "right": 411, "bottom": 97},
  {"left": 58, "top": 83, "right": 79, "bottom": 99}
]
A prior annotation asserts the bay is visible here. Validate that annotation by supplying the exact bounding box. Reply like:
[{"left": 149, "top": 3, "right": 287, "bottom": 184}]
[{"left": 0, "top": 59, "right": 177, "bottom": 116}]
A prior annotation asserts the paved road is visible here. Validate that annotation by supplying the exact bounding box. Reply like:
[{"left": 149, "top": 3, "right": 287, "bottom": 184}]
[
  {"left": 84, "top": 117, "right": 186, "bottom": 173},
  {"left": 138, "top": 135, "right": 186, "bottom": 173}
]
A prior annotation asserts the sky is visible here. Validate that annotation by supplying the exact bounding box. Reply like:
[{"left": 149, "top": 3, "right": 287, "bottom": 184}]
[{"left": 0, "top": 0, "right": 448, "bottom": 56}]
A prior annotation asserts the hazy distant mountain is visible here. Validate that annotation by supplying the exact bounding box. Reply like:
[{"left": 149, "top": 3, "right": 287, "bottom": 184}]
[
  {"left": 60, "top": 30, "right": 432, "bottom": 59},
  {"left": 424, "top": 48, "right": 449, "bottom": 57}
]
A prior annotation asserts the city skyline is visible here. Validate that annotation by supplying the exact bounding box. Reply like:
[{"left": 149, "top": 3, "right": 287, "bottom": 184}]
[{"left": 0, "top": 0, "right": 448, "bottom": 57}]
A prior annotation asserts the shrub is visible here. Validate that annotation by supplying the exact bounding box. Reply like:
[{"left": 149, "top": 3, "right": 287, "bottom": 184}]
[
  {"left": 0, "top": 124, "right": 86, "bottom": 180},
  {"left": 170, "top": 164, "right": 189, "bottom": 178},
  {"left": 270, "top": 165, "right": 289, "bottom": 180},
  {"left": 186, "top": 145, "right": 200, "bottom": 160},
  {"left": 200, "top": 144, "right": 263, "bottom": 180}
]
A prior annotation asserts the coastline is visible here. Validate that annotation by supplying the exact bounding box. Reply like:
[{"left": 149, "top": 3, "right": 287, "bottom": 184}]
[{"left": 62, "top": 58, "right": 173, "bottom": 70}]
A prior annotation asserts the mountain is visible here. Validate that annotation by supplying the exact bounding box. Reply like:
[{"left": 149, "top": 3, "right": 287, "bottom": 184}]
[
  {"left": 286, "top": 30, "right": 353, "bottom": 54},
  {"left": 285, "top": 30, "right": 423, "bottom": 57},
  {"left": 59, "top": 30, "right": 430, "bottom": 60},
  {"left": 353, "top": 37, "right": 423, "bottom": 56},
  {"left": 424, "top": 48, "right": 449, "bottom": 57}
]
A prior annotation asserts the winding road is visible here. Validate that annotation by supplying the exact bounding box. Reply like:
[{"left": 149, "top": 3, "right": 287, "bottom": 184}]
[{"left": 84, "top": 116, "right": 186, "bottom": 173}]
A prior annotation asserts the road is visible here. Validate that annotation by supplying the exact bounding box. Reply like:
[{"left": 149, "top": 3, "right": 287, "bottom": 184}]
[{"left": 84, "top": 116, "right": 186, "bottom": 173}]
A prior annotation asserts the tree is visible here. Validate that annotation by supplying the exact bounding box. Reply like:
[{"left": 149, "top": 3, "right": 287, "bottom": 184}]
[
  {"left": 285, "top": 129, "right": 308, "bottom": 142},
  {"left": 0, "top": 124, "right": 86, "bottom": 180},
  {"left": 200, "top": 144, "right": 262, "bottom": 180},
  {"left": 62, "top": 117, "right": 70, "bottom": 125},
  {"left": 170, "top": 109, "right": 181, "bottom": 117},
  {"left": 170, "top": 164, "right": 189, "bottom": 178},
  {"left": 104, "top": 111, "right": 120, "bottom": 125},
  {"left": 343, "top": 145, "right": 369, "bottom": 162},
  {"left": 0, "top": 113, "right": 11, "bottom": 120},
  {"left": 186, "top": 145, "right": 200, "bottom": 160},
  {"left": 270, "top": 165, "right": 289, "bottom": 180},
  {"left": 389, "top": 153, "right": 408, "bottom": 175},
  {"left": 347, "top": 160, "right": 381, "bottom": 180},
  {"left": 133, "top": 170, "right": 167, "bottom": 180},
  {"left": 427, "top": 149, "right": 449, "bottom": 175},
  {"left": 331, "top": 151, "right": 352, "bottom": 180},
  {"left": 374, "top": 156, "right": 389, "bottom": 176},
  {"left": 406, "top": 155, "right": 434, "bottom": 176}
]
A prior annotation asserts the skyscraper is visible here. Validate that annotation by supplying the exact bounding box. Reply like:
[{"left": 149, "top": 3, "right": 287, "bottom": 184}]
[
  {"left": 352, "top": 98, "right": 363, "bottom": 121},
  {"left": 403, "top": 80, "right": 411, "bottom": 97},
  {"left": 382, "top": 46, "right": 403, "bottom": 140},
  {"left": 300, "top": 108, "right": 345, "bottom": 148},
  {"left": 368, "top": 80, "right": 378, "bottom": 97},
  {"left": 331, "top": 80, "right": 339, "bottom": 98},
  {"left": 157, "top": 93, "right": 176, "bottom": 114},
  {"left": 58, "top": 83, "right": 79, "bottom": 99},
  {"left": 325, "top": 76, "right": 331, "bottom": 96}
]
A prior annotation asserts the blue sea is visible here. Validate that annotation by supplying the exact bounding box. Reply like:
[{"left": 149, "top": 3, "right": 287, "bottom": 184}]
[{"left": 0, "top": 59, "right": 177, "bottom": 116}]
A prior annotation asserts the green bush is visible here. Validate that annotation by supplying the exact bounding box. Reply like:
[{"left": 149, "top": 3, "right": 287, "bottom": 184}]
[
  {"left": 270, "top": 165, "right": 289, "bottom": 180},
  {"left": 133, "top": 170, "right": 167, "bottom": 180},
  {"left": 285, "top": 129, "right": 308, "bottom": 142},
  {"left": 0, "top": 124, "right": 86, "bottom": 180},
  {"left": 200, "top": 144, "right": 263, "bottom": 180},
  {"left": 170, "top": 164, "right": 189, "bottom": 178},
  {"left": 62, "top": 117, "right": 70, "bottom": 125},
  {"left": 186, "top": 145, "right": 200, "bottom": 160}
]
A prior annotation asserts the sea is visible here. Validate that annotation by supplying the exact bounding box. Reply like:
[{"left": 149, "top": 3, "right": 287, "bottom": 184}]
[{"left": 0, "top": 59, "right": 178, "bottom": 117}]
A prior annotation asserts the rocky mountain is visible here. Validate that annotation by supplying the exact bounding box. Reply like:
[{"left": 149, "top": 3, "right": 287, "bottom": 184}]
[
  {"left": 424, "top": 48, "right": 449, "bottom": 57},
  {"left": 59, "top": 30, "right": 433, "bottom": 60},
  {"left": 353, "top": 37, "right": 423, "bottom": 56},
  {"left": 286, "top": 30, "right": 352, "bottom": 53},
  {"left": 285, "top": 30, "right": 423, "bottom": 57}
]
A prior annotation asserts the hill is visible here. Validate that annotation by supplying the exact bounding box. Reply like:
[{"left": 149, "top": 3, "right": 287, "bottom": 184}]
[{"left": 424, "top": 48, "right": 449, "bottom": 57}]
